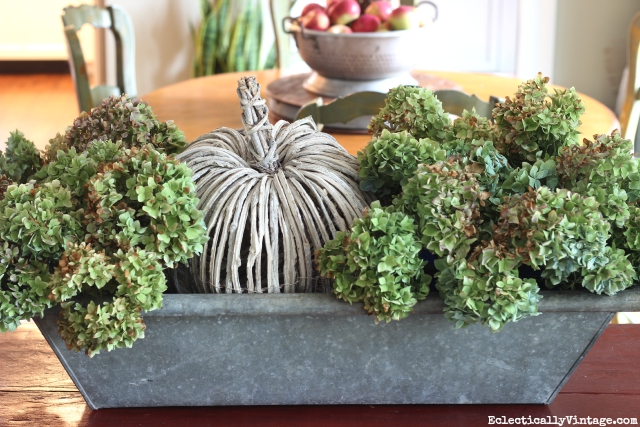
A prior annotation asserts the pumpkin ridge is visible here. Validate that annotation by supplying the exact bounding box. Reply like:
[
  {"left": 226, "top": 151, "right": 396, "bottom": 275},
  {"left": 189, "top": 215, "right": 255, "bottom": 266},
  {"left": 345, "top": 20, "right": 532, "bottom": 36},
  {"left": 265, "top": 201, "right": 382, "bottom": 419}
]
[{"left": 178, "top": 76, "right": 371, "bottom": 293}]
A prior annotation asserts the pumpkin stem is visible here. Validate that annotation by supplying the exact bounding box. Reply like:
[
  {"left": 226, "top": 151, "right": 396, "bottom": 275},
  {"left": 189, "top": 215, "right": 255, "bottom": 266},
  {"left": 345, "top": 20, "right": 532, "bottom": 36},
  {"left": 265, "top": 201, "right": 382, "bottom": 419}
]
[{"left": 237, "top": 76, "right": 280, "bottom": 173}]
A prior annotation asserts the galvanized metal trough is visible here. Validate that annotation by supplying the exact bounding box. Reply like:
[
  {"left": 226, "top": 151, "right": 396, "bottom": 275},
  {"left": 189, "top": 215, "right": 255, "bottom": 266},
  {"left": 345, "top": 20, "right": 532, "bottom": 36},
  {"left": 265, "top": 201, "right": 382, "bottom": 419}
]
[{"left": 34, "top": 287, "right": 640, "bottom": 409}]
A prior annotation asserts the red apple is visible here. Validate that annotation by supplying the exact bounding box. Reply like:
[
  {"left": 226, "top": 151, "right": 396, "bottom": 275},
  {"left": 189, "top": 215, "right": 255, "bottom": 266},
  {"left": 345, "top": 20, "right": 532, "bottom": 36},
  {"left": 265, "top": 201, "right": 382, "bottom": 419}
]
[
  {"left": 388, "top": 6, "right": 420, "bottom": 30},
  {"left": 301, "top": 3, "right": 324, "bottom": 17},
  {"left": 328, "top": 0, "right": 361, "bottom": 25},
  {"left": 351, "top": 14, "right": 381, "bottom": 32},
  {"left": 326, "top": 2, "right": 337, "bottom": 18},
  {"left": 364, "top": 1, "right": 393, "bottom": 22},
  {"left": 301, "top": 8, "right": 330, "bottom": 31},
  {"left": 327, "top": 24, "right": 353, "bottom": 34}
]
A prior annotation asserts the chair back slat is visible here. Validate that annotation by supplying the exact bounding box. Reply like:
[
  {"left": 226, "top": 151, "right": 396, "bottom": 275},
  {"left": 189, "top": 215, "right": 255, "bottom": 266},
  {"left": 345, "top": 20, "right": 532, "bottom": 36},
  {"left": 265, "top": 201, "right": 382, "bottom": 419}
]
[
  {"left": 63, "top": 25, "right": 94, "bottom": 114},
  {"left": 109, "top": 5, "right": 137, "bottom": 98},
  {"left": 435, "top": 90, "right": 499, "bottom": 119},
  {"left": 61, "top": 4, "right": 136, "bottom": 113},
  {"left": 62, "top": 4, "right": 111, "bottom": 31}
]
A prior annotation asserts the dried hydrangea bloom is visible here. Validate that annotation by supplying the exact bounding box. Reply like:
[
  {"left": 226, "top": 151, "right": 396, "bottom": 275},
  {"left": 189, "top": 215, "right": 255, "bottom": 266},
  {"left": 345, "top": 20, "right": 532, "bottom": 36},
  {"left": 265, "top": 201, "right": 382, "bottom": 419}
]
[
  {"left": 0, "top": 140, "right": 207, "bottom": 356},
  {"left": 492, "top": 73, "right": 585, "bottom": 165},
  {"left": 318, "top": 74, "right": 640, "bottom": 334},
  {"left": 0, "top": 175, "right": 13, "bottom": 201},
  {"left": 0, "top": 130, "right": 42, "bottom": 183},
  {"left": 317, "top": 201, "right": 429, "bottom": 323},
  {"left": 368, "top": 85, "right": 451, "bottom": 141},
  {"left": 65, "top": 94, "right": 187, "bottom": 155}
]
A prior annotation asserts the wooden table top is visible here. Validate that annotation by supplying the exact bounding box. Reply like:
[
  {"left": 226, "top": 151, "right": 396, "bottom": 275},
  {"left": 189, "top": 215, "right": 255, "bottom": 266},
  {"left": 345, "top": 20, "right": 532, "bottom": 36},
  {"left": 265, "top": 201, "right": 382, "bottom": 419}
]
[
  {"left": 0, "top": 322, "right": 638, "bottom": 426},
  {"left": 142, "top": 69, "right": 620, "bottom": 156}
]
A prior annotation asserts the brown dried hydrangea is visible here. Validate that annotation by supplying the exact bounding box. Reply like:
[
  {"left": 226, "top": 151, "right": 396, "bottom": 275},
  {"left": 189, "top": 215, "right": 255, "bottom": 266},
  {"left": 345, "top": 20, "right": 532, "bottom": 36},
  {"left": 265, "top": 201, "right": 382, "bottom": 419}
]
[{"left": 64, "top": 95, "right": 187, "bottom": 154}]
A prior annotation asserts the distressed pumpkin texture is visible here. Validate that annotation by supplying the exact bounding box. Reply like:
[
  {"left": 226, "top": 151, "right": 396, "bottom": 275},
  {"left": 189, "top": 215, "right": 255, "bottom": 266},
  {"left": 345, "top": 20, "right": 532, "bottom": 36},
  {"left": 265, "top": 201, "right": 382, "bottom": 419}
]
[{"left": 177, "top": 76, "right": 371, "bottom": 293}]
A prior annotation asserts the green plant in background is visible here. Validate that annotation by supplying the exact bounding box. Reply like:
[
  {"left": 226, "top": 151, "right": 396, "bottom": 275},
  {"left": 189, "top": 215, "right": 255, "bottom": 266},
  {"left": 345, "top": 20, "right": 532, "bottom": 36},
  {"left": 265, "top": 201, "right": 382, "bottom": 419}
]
[
  {"left": 0, "top": 99, "right": 207, "bottom": 356},
  {"left": 193, "top": 0, "right": 276, "bottom": 76},
  {"left": 318, "top": 73, "right": 640, "bottom": 332}
]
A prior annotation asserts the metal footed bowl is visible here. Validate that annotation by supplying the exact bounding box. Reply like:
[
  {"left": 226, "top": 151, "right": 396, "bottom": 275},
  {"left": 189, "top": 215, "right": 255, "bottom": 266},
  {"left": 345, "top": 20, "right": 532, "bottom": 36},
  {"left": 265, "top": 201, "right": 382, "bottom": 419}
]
[{"left": 286, "top": 23, "right": 431, "bottom": 81}]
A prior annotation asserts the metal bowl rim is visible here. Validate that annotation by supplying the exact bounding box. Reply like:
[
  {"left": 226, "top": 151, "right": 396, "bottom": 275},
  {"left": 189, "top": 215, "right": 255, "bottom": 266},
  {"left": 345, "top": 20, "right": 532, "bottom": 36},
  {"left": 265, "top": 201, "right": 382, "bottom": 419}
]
[{"left": 289, "top": 24, "right": 429, "bottom": 39}]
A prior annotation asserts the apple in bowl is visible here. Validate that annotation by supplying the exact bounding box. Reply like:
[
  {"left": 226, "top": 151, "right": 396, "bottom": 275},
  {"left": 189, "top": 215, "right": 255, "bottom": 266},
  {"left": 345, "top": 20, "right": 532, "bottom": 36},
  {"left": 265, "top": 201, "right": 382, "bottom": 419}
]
[
  {"left": 301, "top": 8, "right": 331, "bottom": 31},
  {"left": 328, "top": 0, "right": 361, "bottom": 25},
  {"left": 351, "top": 14, "right": 381, "bottom": 32}
]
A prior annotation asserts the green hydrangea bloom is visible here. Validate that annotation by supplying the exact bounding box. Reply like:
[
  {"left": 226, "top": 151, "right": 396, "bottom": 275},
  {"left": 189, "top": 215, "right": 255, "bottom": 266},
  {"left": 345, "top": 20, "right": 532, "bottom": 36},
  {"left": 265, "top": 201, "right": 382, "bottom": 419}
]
[
  {"left": 0, "top": 130, "right": 42, "bottom": 183},
  {"left": 397, "top": 160, "right": 484, "bottom": 265},
  {"left": 493, "top": 73, "right": 585, "bottom": 165},
  {"left": 448, "top": 109, "right": 497, "bottom": 143},
  {"left": 0, "top": 242, "right": 52, "bottom": 332},
  {"left": 357, "top": 129, "right": 445, "bottom": 197},
  {"left": 317, "top": 201, "right": 429, "bottom": 323},
  {"left": 58, "top": 297, "right": 146, "bottom": 357},
  {"left": 42, "top": 133, "right": 67, "bottom": 165},
  {"left": 447, "top": 139, "right": 512, "bottom": 211},
  {"left": 555, "top": 132, "right": 640, "bottom": 264},
  {"left": 491, "top": 187, "right": 633, "bottom": 291},
  {"left": 0, "top": 140, "right": 207, "bottom": 356},
  {"left": 556, "top": 132, "right": 640, "bottom": 199},
  {"left": 368, "top": 85, "right": 451, "bottom": 141},
  {"left": 435, "top": 257, "right": 541, "bottom": 332},
  {"left": 502, "top": 158, "right": 559, "bottom": 195},
  {"left": 0, "top": 180, "right": 83, "bottom": 259},
  {"left": 581, "top": 247, "right": 636, "bottom": 296}
]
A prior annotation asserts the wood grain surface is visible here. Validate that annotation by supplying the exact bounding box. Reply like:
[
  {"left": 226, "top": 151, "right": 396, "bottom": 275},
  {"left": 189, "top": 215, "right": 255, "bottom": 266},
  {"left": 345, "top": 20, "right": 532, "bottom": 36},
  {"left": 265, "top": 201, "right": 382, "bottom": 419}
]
[
  {"left": 1, "top": 322, "right": 638, "bottom": 426},
  {"left": 142, "top": 69, "right": 620, "bottom": 156}
]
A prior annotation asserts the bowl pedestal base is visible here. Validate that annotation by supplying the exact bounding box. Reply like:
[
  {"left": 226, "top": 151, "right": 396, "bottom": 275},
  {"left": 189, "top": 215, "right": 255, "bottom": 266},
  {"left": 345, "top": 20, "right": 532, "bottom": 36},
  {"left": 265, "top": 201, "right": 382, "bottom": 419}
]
[{"left": 302, "top": 71, "right": 418, "bottom": 98}]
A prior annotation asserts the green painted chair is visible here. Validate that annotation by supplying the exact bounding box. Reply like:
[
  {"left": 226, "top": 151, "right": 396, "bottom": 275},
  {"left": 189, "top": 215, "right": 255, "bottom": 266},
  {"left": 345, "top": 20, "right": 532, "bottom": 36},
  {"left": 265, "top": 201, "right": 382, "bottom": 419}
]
[
  {"left": 61, "top": 4, "right": 136, "bottom": 113},
  {"left": 294, "top": 90, "right": 501, "bottom": 129},
  {"left": 619, "top": 11, "right": 640, "bottom": 154}
]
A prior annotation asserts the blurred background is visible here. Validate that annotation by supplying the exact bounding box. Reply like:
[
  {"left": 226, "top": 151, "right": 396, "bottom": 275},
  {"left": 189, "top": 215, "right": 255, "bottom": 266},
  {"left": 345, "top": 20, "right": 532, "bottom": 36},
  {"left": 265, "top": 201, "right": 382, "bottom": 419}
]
[{"left": 2, "top": 0, "right": 640, "bottom": 107}]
